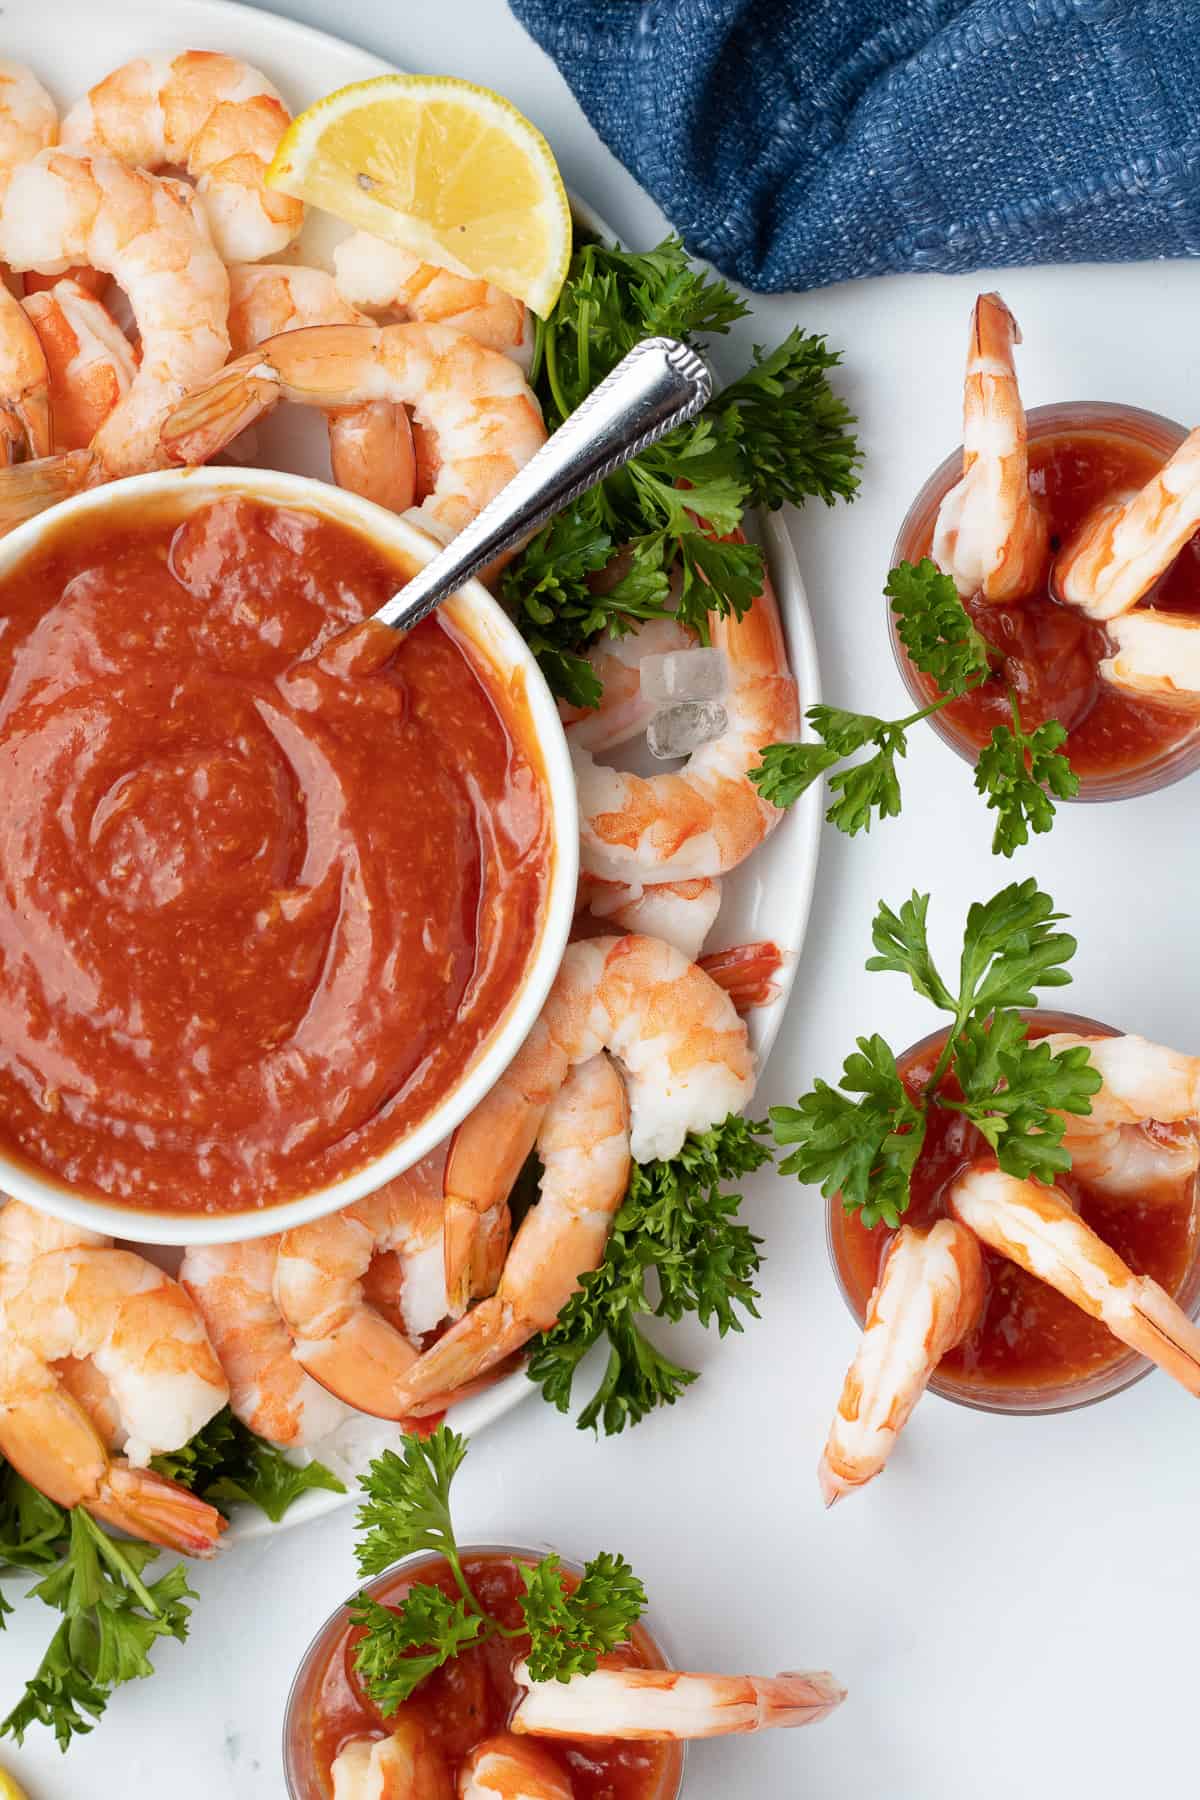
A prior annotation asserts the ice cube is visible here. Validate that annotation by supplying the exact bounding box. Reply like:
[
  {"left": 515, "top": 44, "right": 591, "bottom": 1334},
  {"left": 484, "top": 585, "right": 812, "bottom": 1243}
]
[
  {"left": 647, "top": 699, "right": 729, "bottom": 760},
  {"left": 639, "top": 646, "right": 728, "bottom": 704}
]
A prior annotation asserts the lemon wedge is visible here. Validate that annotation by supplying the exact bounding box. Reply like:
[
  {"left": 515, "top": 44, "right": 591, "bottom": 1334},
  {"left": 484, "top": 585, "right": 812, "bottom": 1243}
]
[
  {"left": 0, "top": 1768, "right": 31, "bottom": 1800},
  {"left": 267, "top": 74, "right": 572, "bottom": 317}
]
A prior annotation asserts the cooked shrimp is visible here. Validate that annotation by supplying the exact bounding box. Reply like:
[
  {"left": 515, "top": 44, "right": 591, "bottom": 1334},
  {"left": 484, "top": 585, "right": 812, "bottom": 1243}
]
[
  {"left": 576, "top": 873, "right": 722, "bottom": 962},
  {"left": 697, "top": 940, "right": 785, "bottom": 1014},
  {"left": 331, "top": 1717, "right": 452, "bottom": 1800},
  {"left": 161, "top": 321, "right": 546, "bottom": 544},
  {"left": 0, "top": 1245, "right": 228, "bottom": 1553},
  {"left": 333, "top": 231, "right": 532, "bottom": 368},
  {"left": 572, "top": 560, "right": 799, "bottom": 881},
  {"left": 0, "top": 1195, "right": 109, "bottom": 1264},
  {"left": 61, "top": 51, "right": 303, "bottom": 261},
  {"left": 389, "top": 1056, "right": 629, "bottom": 1411},
  {"left": 1098, "top": 610, "right": 1200, "bottom": 708},
  {"left": 23, "top": 276, "right": 136, "bottom": 451},
  {"left": 819, "top": 1221, "right": 985, "bottom": 1507},
  {"left": 1062, "top": 1122, "right": 1200, "bottom": 1196},
  {"left": 0, "top": 147, "right": 229, "bottom": 518},
  {"left": 1055, "top": 428, "right": 1200, "bottom": 619},
  {"left": 510, "top": 1661, "right": 847, "bottom": 1740},
  {"left": 1040, "top": 1031, "right": 1200, "bottom": 1131},
  {"left": 180, "top": 1237, "right": 350, "bottom": 1447},
  {"left": 459, "top": 1735, "right": 571, "bottom": 1800},
  {"left": 560, "top": 616, "right": 697, "bottom": 751},
  {"left": 931, "top": 292, "right": 1049, "bottom": 602},
  {"left": 274, "top": 1162, "right": 449, "bottom": 1417},
  {"left": 442, "top": 933, "right": 754, "bottom": 1312},
  {"left": 227, "top": 262, "right": 416, "bottom": 513},
  {"left": 0, "top": 59, "right": 56, "bottom": 196},
  {"left": 949, "top": 1161, "right": 1200, "bottom": 1394},
  {"left": 0, "top": 283, "right": 51, "bottom": 464}
]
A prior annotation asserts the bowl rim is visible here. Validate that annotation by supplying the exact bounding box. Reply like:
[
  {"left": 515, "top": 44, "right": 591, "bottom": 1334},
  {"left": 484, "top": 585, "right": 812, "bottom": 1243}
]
[
  {"left": 0, "top": 464, "right": 578, "bottom": 1245},
  {"left": 281, "top": 1540, "right": 686, "bottom": 1800}
]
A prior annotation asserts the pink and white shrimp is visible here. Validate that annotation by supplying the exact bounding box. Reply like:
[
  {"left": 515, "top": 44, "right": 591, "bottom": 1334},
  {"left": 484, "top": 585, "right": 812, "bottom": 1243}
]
[
  {"left": 819, "top": 1221, "right": 985, "bottom": 1506},
  {"left": 333, "top": 230, "right": 532, "bottom": 368},
  {"left": 0, "top": 284, "right": 51, "bottom": 464},
  {"left": 948, "top": 1162, "right": 1200, "bottom": 1395},
  {"left": 0, "top": 147, "right": 229, "bottom": 525},
  {"left": 441, "top": 933, "right": 754, "bottom": 1313},
  {"left": 931, "top": 292, "right": 1049, "bottom": 602},
  {"left": 1098, "top": 610, "right": 1200, "bottom": 710},
  {"left": 161, "top": 320, "right": 546, "bottom": 546},
  {"left": 0, "top": 59, "right": 57, "bottom": 198},
  {"left": 386, "top": 1055, "right": 630, "bottom": 1413},
  {"left": 458, "top": 1735, "right": 571, "bottom": 1799},
  {"left": 1041, "top": 1031, "right": 1200, "bottom": 1133},
  {"left": 571, "top": 560, "right": 799, "bottom": 882},
  {"left": 509, "top": 1661, "right": 846, "bottom": 1740},
  {"left": 227, "top": 261, "right": 416, "bottom": 513},
  {"left": 22, "top": 275, "right": 137, "bottom": 451},
  {"left": 576, "top": 873, "right": 722, "bottom": 962},
  {"left": 61, "top": 50, "right": 304, "bottom": 261},
  {"left": 0, "top": 1238, "right": 228, "bottom": 1553},
  {"left": 273, "top": 1161, "right": 450, "bottom": 1418},
  {"left": 331, "top": 1717, "right": 452, "bottom": 1800},
  {"left": 1055, "top": 427, "right": 1200, "bottom": 620},
  {"left": 560, "top": 616, "right": 696, "bottom": 752}
]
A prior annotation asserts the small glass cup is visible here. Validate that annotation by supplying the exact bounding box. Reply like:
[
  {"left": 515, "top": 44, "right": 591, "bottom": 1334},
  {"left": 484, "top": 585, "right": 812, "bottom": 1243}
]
[
  {"left": 282, "top": 1541, "right": 687, "bottom": 1800},
  {"left": 826, "top": 1010, "right": 1200, "bottom": 1415},
  {"left": 889, "top": 400, "right": 1200, "bottom": 801}
]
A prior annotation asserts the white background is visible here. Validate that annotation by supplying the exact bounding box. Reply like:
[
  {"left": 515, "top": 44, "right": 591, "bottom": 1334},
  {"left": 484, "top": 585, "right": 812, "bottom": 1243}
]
[{"left": 4, "top": 2, "right": 1200, "bottom": 1797}]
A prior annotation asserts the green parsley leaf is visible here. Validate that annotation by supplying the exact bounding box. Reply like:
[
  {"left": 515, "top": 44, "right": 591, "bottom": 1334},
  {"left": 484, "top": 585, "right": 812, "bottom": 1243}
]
[
  {"left": 951, "top": 1017, "right": 1102, "bottom": 1182},
  {"left": 519, "top": 1552, "right": 646, "bottom": 1682},
  {"left": 866, "top": 891, "right": 957, "bottom": 1012},
  {"left": 528, "top": 1115, "right": 772, "bottom": 1433},
  {"left": 712, "top": 330, "right": 862, "bottom": 510},
  {"left": 350, "top": 1585, "right": 485, "bottom": 1715},
  {"left": 355, "top": 1430, "right": 467, "bottom": 1580},
  {"left": 885, "top": 558, "right": 990, "bottom": 696},
  {"left": 151, "top": 1408, "right": 344, "bottom": 1525},
  {"left": 0, "top": 1466, "right": 68, "bottom": 1573},
  {"left": 957, "top": 880, "right": 1079, "bottom": 1018},
  {"left": 975, "top": 710, "right": 1080, "bottom": 857},
  {"left": 752, "top": 707, "right": 908, "bottom": 834}
]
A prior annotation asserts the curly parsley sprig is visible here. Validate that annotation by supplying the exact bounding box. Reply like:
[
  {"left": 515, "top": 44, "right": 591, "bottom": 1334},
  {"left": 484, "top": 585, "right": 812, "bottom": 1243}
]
[
  {"left": 350, "top": 1429, "right": 646, "bottom": 1710},
  {"left": 503, "top": 237, "right": 861, "bottom": 707},
  {"left": 527, "top": 1114, "right": 773, "bottom": 1434},
  {"left": 770, "top": 881, "right": 1101, "bottom": 1227},
  {"left": 751, "top": 559, "right": 1079, "bottom": 856}
]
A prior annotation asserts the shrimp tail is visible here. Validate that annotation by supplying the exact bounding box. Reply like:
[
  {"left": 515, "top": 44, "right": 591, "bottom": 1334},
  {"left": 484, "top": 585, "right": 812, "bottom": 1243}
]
[
  {"left": 746, "top": 1671, "right": 849, "bottom": 1730},
  {"left": 92, "top": 1463, "right": 226, "bottom": 1557},
  {"left": 0, "top": 448, "right": 92, "bottom": 532},
  {"left": 1, "top": 391, "right": 52, "bottom": 466},
  {"left": 1121, "top": 1278, "right": 1200, "bottom": 1395},
  {"left": 161, "top": 352, "right": 279, "bottom": 464},
  {"left": 510, "top": 1662, "right": 847, "bottom": 1740},
  {"left": 392, "top": 1296, "right": 523, "bottom": 1412},
  {"left": 697, "top": 940, "right": 783, "bottom": 1014}
]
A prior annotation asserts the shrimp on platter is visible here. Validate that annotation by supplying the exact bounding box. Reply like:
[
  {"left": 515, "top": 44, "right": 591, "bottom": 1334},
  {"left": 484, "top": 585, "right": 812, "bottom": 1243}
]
[
  {"left": 227, "top": 262, "right": 417, "bottom": 513},
  {"left": 1098, "top": 610, "right": 1200, "bottom": 709},
  {"left": 571, "top": 557, "right": 799, "bottom": 883},
  {"left": 161, "top": 320, "right": 546, "bottom": 548},
  {"left": 180, "top": 1236, "right": 350, "bottom": 1449},
  {"left": 22, "top": 275, "right": 137, "bottom": 451},
  {"left": 458, "top": 1735, "right": 571, "bottom": 1800},
  {"left": 0, "top": 282, "right": 52, "bottom": 464},
  {"left": 575, "top": 872, "right": 722, "bottom": 962},
  {"left": 509, "top": 1661, "right": 847, "bottom": 1740},
  {"left": 819, "top": 1221, "right": 985, "bottom": 1506},
  {"left": 1055, "top": 426, "right": 1200, "bottom": 620},
  {"left": 273, "top": 1161, "right": 452, "bottom": 1418},
  {"left": 385, "top": 1055, "right": 630, "bottom": 1414},
  {"left": 331, "top": 1717, "right": 451, "bottom": 1800},
  {"left": 0, "top": 58, "right": 57, "bottom": 197},
  {"left": 0, "top": 1237, "right": 228, "bottom": 1553},
  {"left": 931, "top": 291, "right": 1049, "bottom": 602},
  {"left": 0, "top": 147, "right": 229, "bottom": 525},
  {"left": 948, "top": 1161, "right": 1200, "bottom": 1394},
  {"left": 60, "top": 51, "right": 304, "bottom": 261},
  {"left": 441, "top": 932, "right": 754, "bottom": 1314},
  {"left": 333, "top": 230, "right": 532, "bottom": 367}
]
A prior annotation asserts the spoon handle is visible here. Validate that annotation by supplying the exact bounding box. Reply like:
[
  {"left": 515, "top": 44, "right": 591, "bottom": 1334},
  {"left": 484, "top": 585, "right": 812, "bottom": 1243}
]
[{"left": 373, "top": 335, "right": 712, "bottom": 633}]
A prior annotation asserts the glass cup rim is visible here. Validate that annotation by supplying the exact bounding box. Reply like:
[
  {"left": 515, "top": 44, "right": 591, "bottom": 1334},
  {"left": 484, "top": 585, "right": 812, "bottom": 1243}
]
[
  {"left": 282, "top": 1540, "right": 686, "bottom": 1800},
  {"left": 823, "top": 1008, "right": 1200, "bottom": 1416},
  {"left": 887, "top": 399, "right": 1200, "bottom": 803}
]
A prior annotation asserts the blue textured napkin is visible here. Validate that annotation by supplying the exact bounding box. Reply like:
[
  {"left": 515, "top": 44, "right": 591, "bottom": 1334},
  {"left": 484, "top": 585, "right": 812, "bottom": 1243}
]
[{"left": 509, "top": 0, "right": 1200, "bottom": 292}]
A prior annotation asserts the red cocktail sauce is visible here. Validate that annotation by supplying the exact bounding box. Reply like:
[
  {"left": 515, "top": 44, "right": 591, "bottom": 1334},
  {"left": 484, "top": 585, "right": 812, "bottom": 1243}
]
[
  {"left": 303, "top": 1553, "right": 683, "bottom": 1799},
  {"left": 0, "top": 495, "right": 551, "bottom": 1213},
  {"left": 897, "top": 421, "right": 1200, "bottom": 781},
  {"left": 830, "top": 1015, "right": 1200, "bottom": 1393}
]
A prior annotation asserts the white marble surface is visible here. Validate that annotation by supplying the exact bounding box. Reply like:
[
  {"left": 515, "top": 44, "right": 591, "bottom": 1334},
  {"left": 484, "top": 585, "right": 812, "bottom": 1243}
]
[{"left": 4, "top": 2, "right": 1200, "bottom": 1797}]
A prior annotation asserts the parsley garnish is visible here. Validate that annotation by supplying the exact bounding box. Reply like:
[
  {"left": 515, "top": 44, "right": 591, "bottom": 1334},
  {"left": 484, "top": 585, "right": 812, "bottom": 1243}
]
[
  {"left": 350, "top": 1429, "right": 645, "bottom": 1709},
  {"left": 752, "top": 559, "right": 1079, "bottom": 855},
  {"left": 0, "top": 1464, "right": 194, "bottom": 1752},
  {"left": 150, "top": 1406, "right": 344, "bottom": 1524},
  {"left": 770, "top": 881, "right": 1101, "bottom": 1226},
  {"left": 503, "top": 237, "right": 860, "bottom": 703},
  {"left": 527, "top": 1114, "right": 772, "bottom": 1433}
]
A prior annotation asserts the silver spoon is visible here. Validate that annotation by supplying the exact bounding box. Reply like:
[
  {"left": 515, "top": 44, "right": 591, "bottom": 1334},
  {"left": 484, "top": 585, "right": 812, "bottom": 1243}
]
[{"left": 372, "top": 336, "right": 712, "bottom": 633}]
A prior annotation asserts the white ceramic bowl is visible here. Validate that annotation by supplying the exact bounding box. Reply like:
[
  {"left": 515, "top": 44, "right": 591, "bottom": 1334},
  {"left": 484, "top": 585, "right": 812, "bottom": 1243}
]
[{"left": 0, "top": 465, "right": 578, "bottom": 1246}]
